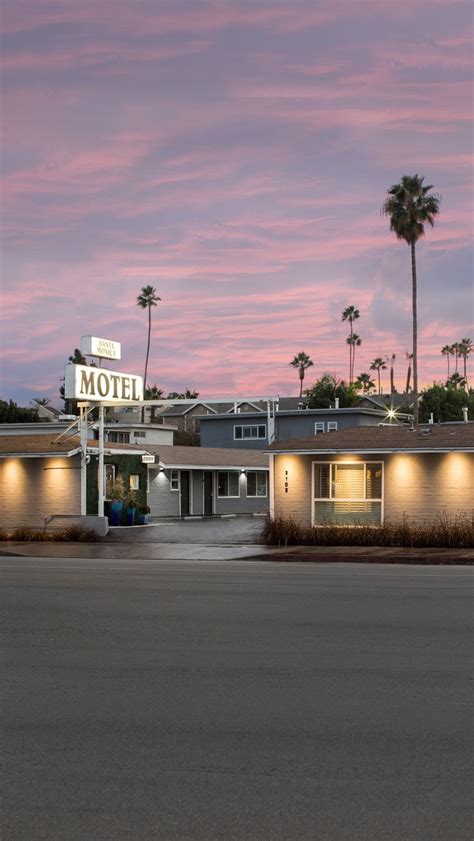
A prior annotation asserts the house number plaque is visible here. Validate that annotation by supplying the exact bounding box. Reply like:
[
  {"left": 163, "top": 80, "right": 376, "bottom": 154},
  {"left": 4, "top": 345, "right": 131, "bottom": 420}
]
[{"left": 284, "top": 469, "right": 289, "bottom": 493}]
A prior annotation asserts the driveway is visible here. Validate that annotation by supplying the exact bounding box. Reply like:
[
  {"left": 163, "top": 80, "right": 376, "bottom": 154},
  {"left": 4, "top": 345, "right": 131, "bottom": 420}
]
[{"left": 107, "top": 515, "right": 265, "bottom": 544}]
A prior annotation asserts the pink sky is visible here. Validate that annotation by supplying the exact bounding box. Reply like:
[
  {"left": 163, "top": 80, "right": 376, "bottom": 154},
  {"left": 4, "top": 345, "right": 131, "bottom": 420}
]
[{"left": 1, "top": 0, "right": 473, "bottom": 406}]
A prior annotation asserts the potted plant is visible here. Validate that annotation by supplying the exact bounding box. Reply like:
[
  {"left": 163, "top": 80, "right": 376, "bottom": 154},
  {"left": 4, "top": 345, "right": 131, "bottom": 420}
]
[
  {"left": 106, "top": 476, "right": 125, "bottom": 526},
  {"left": 136, "top": 504, "right": 151, "bottom": 525},
  {"left": 124, "top": 492, "right": 138, "bottom": 526}
]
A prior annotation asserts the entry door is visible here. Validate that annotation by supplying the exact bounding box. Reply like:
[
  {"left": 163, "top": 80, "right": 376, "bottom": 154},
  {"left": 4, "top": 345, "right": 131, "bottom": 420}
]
[
  {"left": 180, "top": 471, "right": 190, "bottom": 517},
  {"left": 203, "top": 471, "right": 213, "bottom": 516}
]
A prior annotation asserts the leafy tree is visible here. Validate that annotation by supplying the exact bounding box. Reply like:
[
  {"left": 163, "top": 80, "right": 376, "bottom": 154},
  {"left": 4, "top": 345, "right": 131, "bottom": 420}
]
[
  {"left": 136, "top": 285, "right": 161, "bottom": 389},
  {"left": 354, "top": 372, "right": 375, "bottom": 394},
  {"left": 419, "top": 385, "right": 474, "bottom": 423},
  {"left": 341, "top": 306, "right": 360, "bottom": 383},
  {"left": 144, "top": 385, "right": 164, "bottom": 422},
  {"left": 305, "top": 374, "right": 358, "bottom": 409},
  {"left": 289, "top": 352, "right": 314, "bottom": 398},
  {"left": 383, "top": 174, "right": 441, "bottom": 424},
  {"left": 59, "top": 348, "right": 95, "bottom": 414},
  {"left": 0, "top": 399, "right": 40, "bottom": 423},
  {"left": 369, "top": 357, "right": 387, "bottom": 394}
]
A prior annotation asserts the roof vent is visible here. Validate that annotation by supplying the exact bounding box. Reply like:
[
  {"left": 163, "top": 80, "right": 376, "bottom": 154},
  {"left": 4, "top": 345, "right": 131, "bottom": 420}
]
[{"left": 419, "top": 428, "right": 432, "bottom": 436}]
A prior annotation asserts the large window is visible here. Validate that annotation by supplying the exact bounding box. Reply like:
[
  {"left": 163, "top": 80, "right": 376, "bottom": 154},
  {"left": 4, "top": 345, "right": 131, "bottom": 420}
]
[
  {"left": 246, "top": 471, "right": 268, "bottom": 497},
  {"left": 314, "top": 461, "right": 383, "bottom": 525},
  {"left": 234, "top": 424, "right": 266, "bottom": 440},
  {"left": 217, "top": 472, "right": 240, "bottom": 497}
]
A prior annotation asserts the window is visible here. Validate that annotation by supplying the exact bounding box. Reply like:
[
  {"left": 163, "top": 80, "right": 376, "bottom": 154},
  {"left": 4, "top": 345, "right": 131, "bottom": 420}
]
[
  {"left": 234, "top": 424, "right": 266, "bottom": 440},
  {"left": 133, "top": 431, "right": 146, "bottom": 438},
  {"left": 327, "top": 422, "right": 338, "bottom": 432},
  {"left": 170, "top": 470, "right": 179, "bottom": 491},
  {"left": 129, "top": 474, "right": 140, "bottom": 491},
  {"left": 107, "top": 431, "right": 130, "bottom": 443},
  {"left": 314, "top": 422, "right": 325, "bottom": 434},
  {"left": 313, "top": 462, "right": 383, "bottom": 525},
  {"left": 246, "top": 471, "right": 268, "bottom": 497},
  {"left": 217, "top": 472, "right": 240, "bottom": 497}
]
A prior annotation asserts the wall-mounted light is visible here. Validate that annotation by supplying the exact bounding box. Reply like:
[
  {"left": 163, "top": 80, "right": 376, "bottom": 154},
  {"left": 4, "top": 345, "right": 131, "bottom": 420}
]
[
  {"left": 240, "top": 468, "right": 246, "bottom": 475},
  {"left": 159, "top": 466, "right": 165, "bottom": 473}
]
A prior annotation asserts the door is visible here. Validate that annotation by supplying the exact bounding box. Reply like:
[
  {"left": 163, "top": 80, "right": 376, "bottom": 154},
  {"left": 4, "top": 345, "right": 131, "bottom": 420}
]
[
  {"left": 180, "top": 471, "right": 190, "bottom": 517},
  {"left": 203, "top": 471, "right": 213, "bottom": 516}
]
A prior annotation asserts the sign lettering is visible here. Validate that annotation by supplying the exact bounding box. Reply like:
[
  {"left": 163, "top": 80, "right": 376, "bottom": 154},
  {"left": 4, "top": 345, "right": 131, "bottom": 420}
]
[{"left": 65, "top": 364, "right": 143, "bottom": 403}]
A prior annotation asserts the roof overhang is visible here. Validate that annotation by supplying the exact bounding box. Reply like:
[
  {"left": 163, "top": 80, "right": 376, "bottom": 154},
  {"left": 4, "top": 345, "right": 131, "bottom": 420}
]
[{"left": 269, "top": 448, "right": 474, "bottom": 455}]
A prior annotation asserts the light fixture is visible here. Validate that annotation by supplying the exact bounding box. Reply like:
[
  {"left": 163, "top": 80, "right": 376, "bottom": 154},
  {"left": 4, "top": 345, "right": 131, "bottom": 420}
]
[
  {"left": 240, "top": 468, "right": 246, "bottom": 475},
  {"left": 159, "top": 466, "right": 165, "bottom": 473}
]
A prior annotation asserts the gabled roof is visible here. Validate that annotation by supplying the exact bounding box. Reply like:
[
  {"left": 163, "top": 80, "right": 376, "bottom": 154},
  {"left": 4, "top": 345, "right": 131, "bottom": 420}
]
[
  {"left": 160, "top": 402, "right": 217, "bottom": 417},
  {"left": 268, "top": 424, "right": 474, "bottom": 454},
  {"left": 138, "top": 444, "right": 269, "bottom": 470}
]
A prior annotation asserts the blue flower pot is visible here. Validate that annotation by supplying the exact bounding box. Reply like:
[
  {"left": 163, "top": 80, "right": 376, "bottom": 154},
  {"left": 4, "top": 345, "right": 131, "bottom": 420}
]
[
  {"left": 126, "top": 507, "right": 136, "bottom": 526},
  {"left": 110, "top": 501, "right": 123, "bottom": 526}
]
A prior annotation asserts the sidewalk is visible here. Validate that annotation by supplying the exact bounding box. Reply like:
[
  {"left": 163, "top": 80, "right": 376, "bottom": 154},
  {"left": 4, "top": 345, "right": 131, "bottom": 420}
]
[{"left": 1, "top": 541, "right": 473, "bottom": 564}]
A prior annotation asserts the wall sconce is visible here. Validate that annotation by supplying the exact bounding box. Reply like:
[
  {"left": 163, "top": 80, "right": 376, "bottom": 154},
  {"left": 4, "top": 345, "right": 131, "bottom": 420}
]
[
  {"left": 159, "top": 467, "right": 165, "bottom": 473},
  {"left": 240, "top": 468, "right": 246, "bottom": 475}
]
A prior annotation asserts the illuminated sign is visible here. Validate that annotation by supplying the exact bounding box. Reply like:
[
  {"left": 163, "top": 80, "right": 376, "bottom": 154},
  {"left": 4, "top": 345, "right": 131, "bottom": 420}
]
[
  {"left": 81, "top": 335, "right": 121, "bottom": 360},
  {"left": 65, "top": 364, "right": 143, "bottom": 403},
  {"left": 142, "top": 454, "right": 156, "bottom": 463}
]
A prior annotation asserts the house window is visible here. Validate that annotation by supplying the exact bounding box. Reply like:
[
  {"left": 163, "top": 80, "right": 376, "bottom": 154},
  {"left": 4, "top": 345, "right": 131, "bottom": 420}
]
[
  {"left": 107, "top": 431, "right": 130, "bottom": 443},
  {"left": 314, "top": 422, "right": 325, "bottom": 434},
  {"left": 170, "top": 470, "right": 179, "bottom": 491},
  {"left": 313, "top": 461, "right": 383, "bottom": 525},
  {"left": 217, "top": 472, "right": 240, "bottom": 497},
  {"left": 246, "top": 471, "right": 268, "bottom": 497},
  {"left": 129, "top": 474, "right": 140, "bottom": 491},
  {"left": 327, "top": 422, "right": 338, "bottom": 432},
  {"left": 134, "top": 431, "right": 146, "bottom": 438},
  {"left": 234, "top": 424, "right": 266, "bottom": 440}
]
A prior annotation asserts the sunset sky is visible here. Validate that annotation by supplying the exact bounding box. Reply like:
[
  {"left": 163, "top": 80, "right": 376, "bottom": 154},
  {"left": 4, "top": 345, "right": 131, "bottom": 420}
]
[{"left": 1, "top": 0, "right": 473, "bottom": 407}]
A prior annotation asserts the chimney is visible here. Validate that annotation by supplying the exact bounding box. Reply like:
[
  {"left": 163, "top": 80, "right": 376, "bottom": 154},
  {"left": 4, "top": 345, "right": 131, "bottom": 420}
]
[
  {"left": 334, "top": 397, "right": 340, "bottom": 410},
  {"left": 429, "top": 413, "right": 434, "bottom": 425},
  {"left": 462, "top": 407, "right": 468, "bottom": 423}
]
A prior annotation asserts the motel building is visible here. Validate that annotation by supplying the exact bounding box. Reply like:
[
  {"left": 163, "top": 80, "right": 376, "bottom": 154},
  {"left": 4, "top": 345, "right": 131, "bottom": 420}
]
[{"left": 268, "top": 424, "right": 474, "bottom": 528}]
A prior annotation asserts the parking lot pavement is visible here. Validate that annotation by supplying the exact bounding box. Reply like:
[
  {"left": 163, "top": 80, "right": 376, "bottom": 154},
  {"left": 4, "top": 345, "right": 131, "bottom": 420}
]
[{"left": 107, "top": 515, "right": 266, "bottom": 544}]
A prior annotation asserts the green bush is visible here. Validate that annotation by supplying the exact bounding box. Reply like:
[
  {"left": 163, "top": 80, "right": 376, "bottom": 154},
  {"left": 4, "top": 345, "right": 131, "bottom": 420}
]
[{"left": 261, "top": 512, "right": 474, "bottom": 549}]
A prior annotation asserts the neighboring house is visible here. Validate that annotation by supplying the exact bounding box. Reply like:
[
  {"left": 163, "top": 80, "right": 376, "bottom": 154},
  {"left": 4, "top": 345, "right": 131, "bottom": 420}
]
[
  {"left": 355, "top": 394, "right": 414, "bottom": 411},
  {"left": 143, "top": 444, "right": 269, "bottom": 518},
  {"left": 268, "top": 424, "right": 473, "bottom": 528},
  {"left": 0, "top": 434, "right": 148, "bottom": 529},
  {"left": 199, "top": 407, "right": 412, "bottom": 450},
  {"left": 158, "top": 398, "right": 305, "bottom": 434},
  {"left": 0, "top": 421, "right": 174, "bottom": 446}
]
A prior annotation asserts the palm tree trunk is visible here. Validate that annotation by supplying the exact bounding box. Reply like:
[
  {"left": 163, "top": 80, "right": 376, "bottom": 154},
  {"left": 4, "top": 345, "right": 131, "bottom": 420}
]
[
  {"left": 377, "top": 370, "right": 381, "bottom": 394},
  {"left": 447, "top": 354, "right": 450, "bottom": 380},
  {"left": 349, "top": 322, "right": 353, "bottom": 384},
  {"left": 299, "top": 367, "right": 304, "bottom": 398},
  {"left": 411, "top": 242, "right": 418, "bottom": 425},
  {"left": 142, "top": 306, "right": 152, "bottom": 424},
  {"left": 405, "top": 363, "right": 411, "bottom": 394}
]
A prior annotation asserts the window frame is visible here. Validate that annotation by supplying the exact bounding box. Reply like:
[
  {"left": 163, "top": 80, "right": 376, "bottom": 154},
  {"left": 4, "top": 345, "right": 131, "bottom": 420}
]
[
  {"left": 314, "top": 422, "right": 325, "bottom": 434},
  {"left": 217, "top": 471, "right": 240, "bottom": 498},
  {"left": 233, "top": 424, "right": 267, "bottom": 441},
  {"left": 312, "top": 460, "right": 384, "bottom": 525},
  {"left": 170, "top": 469, "right": 180, "bottom": 492},
  {"left": 246, "top": 471, "right": 268, "bottom": 498},
  {"left": 327, "top": 421, "right": 338, "bottom": 432},
  {"left": 129, "top": 474, "right": 140, "bottom": 491}
]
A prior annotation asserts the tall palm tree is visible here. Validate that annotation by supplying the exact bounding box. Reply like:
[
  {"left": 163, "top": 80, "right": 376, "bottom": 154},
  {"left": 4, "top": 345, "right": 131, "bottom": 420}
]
[
  {"left": 136, "top": 285, "right": 161, "bottom": 388},
  {"left": 451, "top": 342, "right": 460, "bottom": 373},
  {"left": 346, "top": 334, "right": 361, "bottom": 384},
  {"left": 341, "top": 305, "right": 360, "bottom": 383},
  {"left": 32, "top": 397, "right": 51, "bottom": 407},
  {"left": 144, "top": 384, "right": 164, "bottom": 422},
  {"left": 289, "top": 352, "right": 314, "bottom": 398},
  {"left": 369, "top": 357, "right": 387, "bottom": 394},
  {"left": 441, "top": 345, "right": 452, "bottom": 380},
  {"left": 458, "top": 338, "right": 472, "bottom": 389},
  {"left": 447, "top": 372, "right": 466, "bottom": 390},
  {"left": 354, "top": 372, "right": 375, "bottom": 394},
  {"left": 383, "top": 174, "right": 441, "bottom": 424},
  {"left": 385, "top": 353, "right": 396, "bottom": 393},
  {"left": 405, "top": 352, "right": 413, "bottom": 394}
]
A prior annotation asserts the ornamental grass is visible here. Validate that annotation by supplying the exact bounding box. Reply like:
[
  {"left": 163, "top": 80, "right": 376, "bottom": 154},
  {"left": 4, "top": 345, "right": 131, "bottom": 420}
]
[
  {"left": 262, "top": 512, "right": 473, "bottom": 550},
  {"left": 2, "top": 525, "right": 101, "bottom": 543}
]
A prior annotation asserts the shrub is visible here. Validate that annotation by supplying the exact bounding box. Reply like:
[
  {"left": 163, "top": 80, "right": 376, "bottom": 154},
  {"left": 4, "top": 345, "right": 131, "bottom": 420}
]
[
  {"left": 1, "top": 525, "right": 102, "bottom": 542},
  {"left": 261, "top": 512, "right": 474, "bottom": 550}
]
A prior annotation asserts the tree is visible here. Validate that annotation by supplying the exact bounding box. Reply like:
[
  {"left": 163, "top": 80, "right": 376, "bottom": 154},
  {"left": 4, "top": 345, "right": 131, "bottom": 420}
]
[
  {"left": 305, "top": 374, "right": 358, "bottom": 409},
  {"left": 289, "top": 352, "right": 314, "bottom": 398},
  {"left": 341, "top": 306, "right": 360, "bottom": 383},
  {"left": 451, "top": 342, "right": 460, "bottom": 373},
  {"left": 405, "top": 352, "right": 413, "bottom": 394},
  {"left": 369, "top": 357, "right": 387, "bottom": 394},
  {"left": 383, "top": 174, "right": 441, "bottom": 424},
  {"left": 386, "top": 353, "right": 396, "bottom": 393},
  {"left": 354, "top": 372, "right": 375, "bottom": 394},
  {"left": 59, "top": 348, "right": 95, "bottom": 414},
  {"left": 345, "top": 334, "right": 362, "bottom": 385},
  {"left": 447, "top": 372, "right": 467, "bottom": 390},
  {"left": 32, "top": 397, "right": 51, "bottom": 407},
  {"left": 0, "top": 399, "right": 40, "bottom": 423},
  {"left": 458, "top": 338, "right": 472, "bottom": 389},
  {"left": 136, "top": 285, "right": 161, "bottom": 389},
  {"left": 144, "top": 385, "right": 164, "bottom": 423},
  {"left": 419, "top": 384, "right": 474, "bottom": 423},
  {"left": 167, "top": 389, "right": 200, "bottom": 400},
  {"left": 441, "top": 345, "right": 452, "bottom": 380}
]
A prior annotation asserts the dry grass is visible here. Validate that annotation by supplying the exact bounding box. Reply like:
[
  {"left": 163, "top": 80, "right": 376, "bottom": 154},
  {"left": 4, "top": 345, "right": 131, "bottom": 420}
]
[
  {"left": 262, "top": 512, "right": 474, "bottom": 549},
  {"left": 2, "top": 525, "right": 101, "bottom": 543}
]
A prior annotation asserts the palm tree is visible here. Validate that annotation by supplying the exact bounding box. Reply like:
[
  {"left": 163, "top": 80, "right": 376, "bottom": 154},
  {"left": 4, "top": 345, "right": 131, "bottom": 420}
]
[
  {"left": 369, "top": 357, "right": 387, "bottom": 394},
  {"left": 447, "top": 372, "right": 467, "bottom": 390},
  {"left": 405, "top": 352, "right": 413, "bottom": 394},
  {"left": 451, "top": 342, "right": 460, "bottom": 373},
  {"left": 136, "top": 285, "right": 161, "bottom": 388},
  {"left": 32, "top": 397, "right": 51, "bottom": 407},
  {"left": 341, "top": 306, "right": 360, "bottom": 383},
  {"left": 458, "top": 338, "right": 472, "bottom": 388},
  {"left": 354, "top": 372, "right": 375, "bottom": 394},
  {"left": 441, "top": 345, "right": 452, "bottom": 380},
  {"left": 144, "top": 384, "right": 164, "bottom": 422},
  {"left": 345, "top": 334, "right": 362, "bottom": 385},
  {"left": 385, "top": 353, "right": 396, "bottom": 393},
  {"left": 383, "top": 174, "right": 441, "bottom": 424},
  {"left": 289, "top": 352, "right": 314, "bottom": 397}
]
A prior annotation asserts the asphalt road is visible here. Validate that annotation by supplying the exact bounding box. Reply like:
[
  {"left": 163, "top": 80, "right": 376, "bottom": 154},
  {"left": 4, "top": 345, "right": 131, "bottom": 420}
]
[{"left": 1, "top": 557, "right": 473, "bottom": 841}]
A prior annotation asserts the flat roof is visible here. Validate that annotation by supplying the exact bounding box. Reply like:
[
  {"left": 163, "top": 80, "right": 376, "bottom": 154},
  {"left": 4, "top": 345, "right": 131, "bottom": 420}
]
[{"left": 0, "top": 435, "right": 149, "bottom": 458}]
